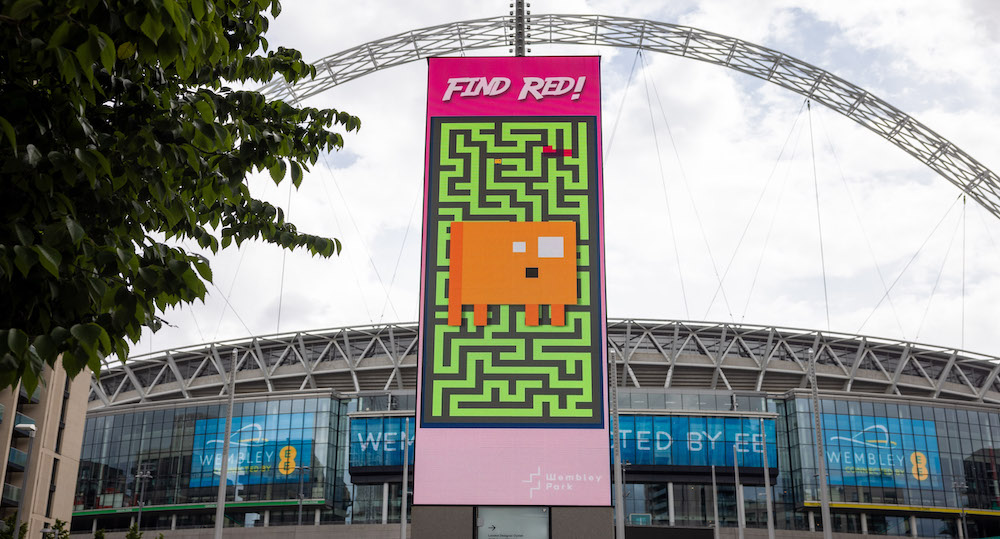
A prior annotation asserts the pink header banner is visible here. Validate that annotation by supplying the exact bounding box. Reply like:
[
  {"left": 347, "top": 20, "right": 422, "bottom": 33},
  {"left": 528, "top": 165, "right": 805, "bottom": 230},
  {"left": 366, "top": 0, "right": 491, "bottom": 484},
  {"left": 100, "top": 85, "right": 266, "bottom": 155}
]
[{"left": 415, "top": 56, "right": 609, "bottom": 506}]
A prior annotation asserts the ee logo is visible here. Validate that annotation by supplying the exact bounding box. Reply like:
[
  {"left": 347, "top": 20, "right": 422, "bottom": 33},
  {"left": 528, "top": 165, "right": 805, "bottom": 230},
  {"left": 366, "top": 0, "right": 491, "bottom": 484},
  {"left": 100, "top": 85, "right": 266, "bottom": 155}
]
[
  {"left": 278, "top": 445, "right": 297, "bottom": 475},
  {"left": 910, "top": 451, "right": 929, "bottom": 480}
]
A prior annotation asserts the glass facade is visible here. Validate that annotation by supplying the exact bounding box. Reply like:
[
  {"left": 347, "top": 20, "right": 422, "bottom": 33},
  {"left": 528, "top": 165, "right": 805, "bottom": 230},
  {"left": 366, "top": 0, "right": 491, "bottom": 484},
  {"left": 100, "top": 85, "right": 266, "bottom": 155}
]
[
  {"left": 71, "top": 389, "right": 1000, "bottom": 537},
  {"left": 71, "top": 394, "right": 414, "bottom": 532}
]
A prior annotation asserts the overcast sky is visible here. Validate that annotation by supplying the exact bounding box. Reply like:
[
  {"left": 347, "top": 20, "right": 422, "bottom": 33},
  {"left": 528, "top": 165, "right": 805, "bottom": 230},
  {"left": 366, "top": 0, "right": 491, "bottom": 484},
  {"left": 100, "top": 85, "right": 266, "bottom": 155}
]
[{"left": 131, "top": 0, "right": 1000, "bottom": 360}]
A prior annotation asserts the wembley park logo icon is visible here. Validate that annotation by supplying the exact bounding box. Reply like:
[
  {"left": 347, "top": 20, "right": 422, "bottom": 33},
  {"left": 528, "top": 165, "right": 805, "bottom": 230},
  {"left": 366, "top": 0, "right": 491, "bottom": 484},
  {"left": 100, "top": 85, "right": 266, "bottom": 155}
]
[
  {"left": 206, "top": 423, "right": 267, "bottom": 448},
  {"left": 829, "top": 424, "right": 898, "bottom": 448}
]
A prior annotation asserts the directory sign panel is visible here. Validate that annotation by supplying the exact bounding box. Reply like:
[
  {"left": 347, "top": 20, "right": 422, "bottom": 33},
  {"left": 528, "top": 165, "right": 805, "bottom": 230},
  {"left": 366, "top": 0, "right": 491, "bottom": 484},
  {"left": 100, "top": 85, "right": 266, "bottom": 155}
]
[
  {"left": 190, "top": 413, "right": 313, "bottom": 487},
  {"left": 415, "top": 56, "right": 608, "bottom": 505},
  {"left": 822, "top": 413, "right": 942, "bottom": 488}
]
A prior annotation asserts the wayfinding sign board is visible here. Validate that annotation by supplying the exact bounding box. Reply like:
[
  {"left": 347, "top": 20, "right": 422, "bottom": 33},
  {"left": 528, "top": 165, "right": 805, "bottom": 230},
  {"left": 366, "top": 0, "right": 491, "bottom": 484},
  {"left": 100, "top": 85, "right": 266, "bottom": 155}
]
[{"left": 414, "top": 56, "right": 609, "bottom": 505}]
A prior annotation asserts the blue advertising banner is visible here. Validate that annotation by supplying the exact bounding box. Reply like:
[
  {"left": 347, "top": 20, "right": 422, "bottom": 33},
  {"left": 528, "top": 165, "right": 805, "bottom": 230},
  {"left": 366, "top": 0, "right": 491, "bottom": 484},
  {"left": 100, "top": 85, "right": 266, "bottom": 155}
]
[
  {"left": 350, "top": 415, "right": 775, "bottom": 469},
  {"left": 350, "top": 416, "right": 414, "bottom": 467},
  {"left": 616, "top": 415, "right": 777, "bottom": 468},
  {"left": 822, "top": 413, "right": 941, "bottom": 488},
  {"left": 190, "top": 413, "right": 314, "bottom": 487}
]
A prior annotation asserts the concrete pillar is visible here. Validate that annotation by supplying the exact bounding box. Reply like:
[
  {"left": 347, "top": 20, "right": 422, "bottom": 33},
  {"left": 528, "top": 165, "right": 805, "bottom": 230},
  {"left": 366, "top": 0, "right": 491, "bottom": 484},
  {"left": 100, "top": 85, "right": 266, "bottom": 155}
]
[
  {"left": 957, "top": 516, "right": 965, "bottom": 539},
  {"left": 92, "top": 519, "right": 97, "bottom": 534},
  {"left": 171, "top": 514, "right": 177, "bottom": 530},
  {"left": 667, "top": 482, "right": 675, "bottom": 526},
  {"left": 314, "top": 507, "right": 320, "bottom": 526},
  {"left": 808, "top": 510, "right": 815, "bottom": 532},
  {"left": 860, "top": 513, "right": 867, "bottom": 535},
  {"left": 909, "top": 514, "right": 917, "bottom": 538},
  {"left": 263, "top": 509, "right": 270, "bottom": 527}
]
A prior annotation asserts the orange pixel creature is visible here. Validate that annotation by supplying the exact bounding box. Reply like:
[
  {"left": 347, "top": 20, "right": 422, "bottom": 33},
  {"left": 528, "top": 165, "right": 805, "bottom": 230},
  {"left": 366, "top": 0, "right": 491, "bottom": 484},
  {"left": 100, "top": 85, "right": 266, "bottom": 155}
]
[{"left": 448, "top": 221, "right": 577, "bottom": 327}]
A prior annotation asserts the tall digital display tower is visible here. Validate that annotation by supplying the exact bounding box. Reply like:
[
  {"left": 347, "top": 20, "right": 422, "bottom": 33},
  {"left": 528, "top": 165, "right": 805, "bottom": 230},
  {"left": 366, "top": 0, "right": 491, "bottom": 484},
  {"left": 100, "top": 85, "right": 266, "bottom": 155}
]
[{"left": 415, "top": 56, "right": 610, "bottom": 507}]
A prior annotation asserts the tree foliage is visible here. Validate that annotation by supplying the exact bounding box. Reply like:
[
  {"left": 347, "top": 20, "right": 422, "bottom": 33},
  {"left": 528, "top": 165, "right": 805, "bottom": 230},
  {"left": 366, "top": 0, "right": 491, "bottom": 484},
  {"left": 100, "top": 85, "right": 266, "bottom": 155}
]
[
  {"left": 0, "top": 515, "right": 26, "bottom": 539},
  {"left": 0, "top": 0, "right": 359, "bottom": 391},
  {"left": 51, "top": 520, "right": 71, "bottom": 539},
  {"left": 123, "top": 524, "right": 142, "bottom": 539}
]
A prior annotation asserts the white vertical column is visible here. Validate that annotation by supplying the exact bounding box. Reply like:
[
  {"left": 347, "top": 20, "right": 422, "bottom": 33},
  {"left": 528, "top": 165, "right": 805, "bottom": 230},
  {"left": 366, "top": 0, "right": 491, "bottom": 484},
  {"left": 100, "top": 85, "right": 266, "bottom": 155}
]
[
  {"left": 263, "top": 509, "right": 270, "bottom": 527},
  {"left": 667, "top": 482, "right": 675, "bottom": 526},
  {"left": 382, "top": 482, "right": 390, "bottom": 525},
  {"left": 808, "top": 511, "right": 815, "bottom": 532},
  {"left": 315, "top": 508, "right": 320, "bottom": 526},
  {"left": 909, "top": 515, "right": 917, "bottom": 538},
  {"left": 956, "top": 516, "right": 965, "bottom": 539},
  {"left": 171, "top": 514, "right": 177, "bottom": 530},
  {"left": 860, "top": 513, "right": 867, "bottom": 535}
]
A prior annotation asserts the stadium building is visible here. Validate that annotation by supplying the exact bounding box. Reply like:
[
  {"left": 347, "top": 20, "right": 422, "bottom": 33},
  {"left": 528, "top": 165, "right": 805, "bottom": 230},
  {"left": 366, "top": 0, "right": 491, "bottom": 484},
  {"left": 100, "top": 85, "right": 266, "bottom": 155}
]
[{"left": 68, "top": 320, "right": 1000, "bottom": 538}]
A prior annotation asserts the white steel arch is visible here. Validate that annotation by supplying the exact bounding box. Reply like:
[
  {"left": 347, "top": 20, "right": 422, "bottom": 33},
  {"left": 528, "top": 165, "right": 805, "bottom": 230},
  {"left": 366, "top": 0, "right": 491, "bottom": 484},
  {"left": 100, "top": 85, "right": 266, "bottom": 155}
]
[{"left": 258, "top": 14, "right": 1000, "bottom": 219}]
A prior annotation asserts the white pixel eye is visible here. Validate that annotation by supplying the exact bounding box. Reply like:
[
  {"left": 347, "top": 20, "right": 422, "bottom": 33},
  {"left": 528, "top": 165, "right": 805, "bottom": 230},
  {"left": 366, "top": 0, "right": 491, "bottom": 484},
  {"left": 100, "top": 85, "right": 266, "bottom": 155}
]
[
  {"left": 537, "top": 236, "right": 563, "bottom": 258},
  {"left": 512, "top": 241, "right": 526, "bottom": 253}
]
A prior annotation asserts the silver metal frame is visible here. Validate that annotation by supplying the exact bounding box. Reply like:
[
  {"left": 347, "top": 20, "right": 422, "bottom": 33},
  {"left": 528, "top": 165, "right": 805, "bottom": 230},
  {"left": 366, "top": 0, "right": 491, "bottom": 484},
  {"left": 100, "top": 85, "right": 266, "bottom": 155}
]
[
  {"left": 89, "top": 319, "right": 1000, "bottom": 409},
  {"left": 258, "top": 14, "right": 1000, "bottom": 219}
]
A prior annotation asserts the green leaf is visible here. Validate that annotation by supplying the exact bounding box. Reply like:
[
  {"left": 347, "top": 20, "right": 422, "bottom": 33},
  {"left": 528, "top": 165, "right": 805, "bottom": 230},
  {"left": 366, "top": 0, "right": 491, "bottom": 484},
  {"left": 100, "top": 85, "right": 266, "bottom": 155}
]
[
  {"left": 8, "top": 329, "right": 28, "bottom": 357},
  {"left": 96, "top": 31, "right": 116, "bottom": 72},
  {"left": 70, "top": 323, "right": 103, "bottom": 354},
  {"left": 65, "top": 217, "right": 85, "bottom": 244},
  {"left": 140, "top": 13, "right": 166, "bottom": 44},
  {"left": 116, "top": 41, "right": 137, "bottom": 59},
  {"left": 268, "top": 159, "right": 286, "bottom": 183},
  {"left": 49, "top": 21, "right": 73, "bottom": 49},
  {"left": 0, "top": 116, "right": 16, "bottom": 153},
  {"left": 195, "top": 99, "right": 214, "bottom": 123},
  {"left": 31, "top": 335, "right": 57, "bottom": 363},
  {"left": 190, "top": 0, "right": 205, "bottom": 20},
  {"left": 290, "top": 160, "right": 302, "bottom": 187},
  {"left": 34, "top": 245, "right": 62, "bottom": 278},
  {"left": 163, "top": 0, "right": 187, "bottom": 38},
  {"left": 193, "top": 259, "right": 212, "bottom": 281},
  {"left": 8, "top": 0, "right": 41, "bottom": 20},
  {"left": 14, "top": 222, "right": 34, "bottom": 245},
  {"left": 13, "top": 245, "right": 38, "bottom": 276}
]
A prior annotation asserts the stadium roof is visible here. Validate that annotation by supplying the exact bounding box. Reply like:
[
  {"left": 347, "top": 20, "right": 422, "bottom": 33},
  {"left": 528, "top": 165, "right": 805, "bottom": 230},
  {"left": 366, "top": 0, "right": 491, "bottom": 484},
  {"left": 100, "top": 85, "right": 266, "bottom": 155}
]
[{"left": 89, "top": 319, "right": 1000, "bottom": 410}]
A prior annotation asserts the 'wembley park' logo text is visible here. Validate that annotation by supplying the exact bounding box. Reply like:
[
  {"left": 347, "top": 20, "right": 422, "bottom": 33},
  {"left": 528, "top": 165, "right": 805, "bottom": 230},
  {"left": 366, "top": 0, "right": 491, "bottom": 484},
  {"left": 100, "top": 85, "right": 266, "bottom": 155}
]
[{"left": 522, "top": 467, "right": 603, "bottom": 499}]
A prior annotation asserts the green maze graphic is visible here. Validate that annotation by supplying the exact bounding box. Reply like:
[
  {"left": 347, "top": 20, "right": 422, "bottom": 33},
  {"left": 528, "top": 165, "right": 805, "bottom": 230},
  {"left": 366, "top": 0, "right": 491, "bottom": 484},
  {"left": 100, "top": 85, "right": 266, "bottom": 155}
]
[{"left": 421, "top": 116, "right": 604, "bottom": 427}]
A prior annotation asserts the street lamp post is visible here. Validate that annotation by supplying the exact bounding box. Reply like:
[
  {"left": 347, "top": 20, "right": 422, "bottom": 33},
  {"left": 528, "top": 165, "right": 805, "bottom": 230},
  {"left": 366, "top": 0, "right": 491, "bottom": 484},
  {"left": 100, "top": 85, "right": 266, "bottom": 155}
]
[
  {"left": 807, "top": 349, "right": 833, "bottom": 539},
  {"left": 135, "top": 467, "right": 153, "bottom": 530},
  {"left": 296, "top": 464, "right": 311, "bottom": 526},
  {"left": 12, "top": 423, "right": 37, "bottom": 539},
  {"left": 954, "top": 480, "right": 970, "bottom": 539}
]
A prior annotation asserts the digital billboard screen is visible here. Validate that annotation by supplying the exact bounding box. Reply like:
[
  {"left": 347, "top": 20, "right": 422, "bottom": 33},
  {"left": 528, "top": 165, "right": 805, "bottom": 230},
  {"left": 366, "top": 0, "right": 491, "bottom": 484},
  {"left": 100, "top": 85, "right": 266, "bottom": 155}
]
[
  {"left": 617, "top": 415, "right": 777, "bottom": 468},
  {"left": 190, "top": 413, "right": 313, "bottom": 487},
  {"left": 822, "top": 413, "right": 942, "bottom": 489},
  {"left": 415, "top": 56, "right": 609, "bottom": 506}
]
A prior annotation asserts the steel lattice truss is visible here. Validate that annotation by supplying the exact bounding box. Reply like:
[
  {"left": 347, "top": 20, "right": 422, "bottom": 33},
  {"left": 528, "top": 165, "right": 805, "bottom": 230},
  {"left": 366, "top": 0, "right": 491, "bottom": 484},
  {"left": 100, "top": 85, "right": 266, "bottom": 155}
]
[
  {"left": 89, "top": 319, "right": 1000, "bottom": 409},
  {"left": 258, "top": 14, "right": 1000, "bottom": 219}
]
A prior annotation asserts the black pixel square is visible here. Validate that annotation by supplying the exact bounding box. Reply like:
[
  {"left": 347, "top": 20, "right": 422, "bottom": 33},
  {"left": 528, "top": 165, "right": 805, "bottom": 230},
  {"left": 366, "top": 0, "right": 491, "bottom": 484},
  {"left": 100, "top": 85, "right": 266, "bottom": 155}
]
[{"left": 525, "top": 267, "right": 538, "bottom": 278}]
